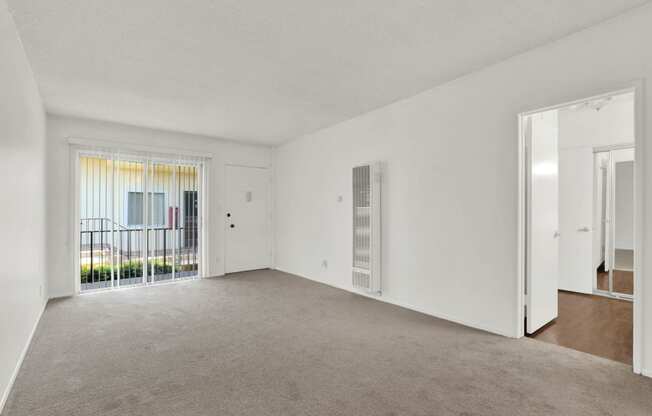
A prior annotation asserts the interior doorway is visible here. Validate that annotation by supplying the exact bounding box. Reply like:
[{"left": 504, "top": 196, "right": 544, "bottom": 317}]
[{"left": 518, "top": 88, "right": 640, "bottom": 368}]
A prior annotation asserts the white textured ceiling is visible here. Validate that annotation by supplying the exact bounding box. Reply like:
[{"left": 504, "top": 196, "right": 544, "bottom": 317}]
[{"left": 6, "top": 0, "right": 649, "bottom": 144}]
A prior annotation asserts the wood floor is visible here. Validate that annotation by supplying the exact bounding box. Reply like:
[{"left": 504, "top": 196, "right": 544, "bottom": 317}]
[
  {"left": 529, "top": 291, "right": 632, "bottom": 365},
  {"left": 596, "top": 269, "right": 634, "bottom": 295},
  {"left": 594, "top": 249, "right": 635, "bottom": 295}
]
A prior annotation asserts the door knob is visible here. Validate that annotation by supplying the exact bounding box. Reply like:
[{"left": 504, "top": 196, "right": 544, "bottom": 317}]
[
  {"left": 577, "top": 226, "right": 591, "bottom": 232},
  {"left": 553, "top": 231, "right": 560, "bottom": 238}
]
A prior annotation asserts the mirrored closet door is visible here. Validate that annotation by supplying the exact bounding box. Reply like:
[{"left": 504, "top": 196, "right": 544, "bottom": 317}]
[{"left": 595, "top": 147, "right": 634, "bottom": 299}]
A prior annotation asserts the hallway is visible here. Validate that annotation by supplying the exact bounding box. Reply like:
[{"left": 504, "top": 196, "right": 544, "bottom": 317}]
[{"left": 530, "top": 291, "right": 632, "bottom": 365}]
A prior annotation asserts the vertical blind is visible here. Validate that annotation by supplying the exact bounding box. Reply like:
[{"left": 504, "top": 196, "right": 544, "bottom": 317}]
[{"left": 79, "top": 150, "right": 204, "bottom": 292}]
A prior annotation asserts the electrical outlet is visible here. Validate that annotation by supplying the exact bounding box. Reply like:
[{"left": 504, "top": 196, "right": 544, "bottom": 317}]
[{"left": 322, "top": 260, "right": 328, "bottom": 269}]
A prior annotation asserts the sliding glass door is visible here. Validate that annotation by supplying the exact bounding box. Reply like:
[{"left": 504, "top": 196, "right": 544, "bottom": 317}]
[
  {"left": 80, "top": 156, "right": 119, "bottom": 290},
  {"left": 116, "top": 159, "right": 145, "bottom": 288},
  {"left": 147, "top": 162, "right": 174, "bottom": 283},
  {"left": 79, "top": 153, "right": 202, "bottom": 292},
  {"left": 175, "top": 164, "right": 200, "bottom": 279}
]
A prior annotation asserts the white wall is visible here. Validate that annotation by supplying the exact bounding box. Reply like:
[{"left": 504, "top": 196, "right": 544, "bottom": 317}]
[
  {"left": 46, "top": 115, "right": 272, "bottom": 298},
  {"left": 558, "top": 93, "right": 634, "bottom": 149},
  {"left": 274, "top": 4, "right": 652, "bottom": 374},
  {"left": 0, "top": 0, "right": 48, "bottom": 410}
]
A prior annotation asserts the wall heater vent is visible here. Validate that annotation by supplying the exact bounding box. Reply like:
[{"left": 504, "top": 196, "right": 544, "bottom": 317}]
[{"left": 352, "top": 162, "right": 381, "bottom": 294}]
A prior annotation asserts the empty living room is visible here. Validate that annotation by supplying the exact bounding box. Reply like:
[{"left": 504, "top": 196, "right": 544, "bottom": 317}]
[{"left": 3, "top": 1, "right": 652, "bottom": 415}]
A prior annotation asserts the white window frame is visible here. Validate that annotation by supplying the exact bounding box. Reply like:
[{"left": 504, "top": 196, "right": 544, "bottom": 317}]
[{"left": 70, "top": 141, "right": 210, "bottom": 295}]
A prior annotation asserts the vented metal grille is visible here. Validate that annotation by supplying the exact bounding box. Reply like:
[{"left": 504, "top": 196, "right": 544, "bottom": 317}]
[
  {"left": 352, "top": 270, "right": 371, "bottom": 289},
  {"left": 353, "top": 165, "right": 371, "bottom": 271},
  {"left": 352, "top": 163, "right": 380, "bottom": 293}
]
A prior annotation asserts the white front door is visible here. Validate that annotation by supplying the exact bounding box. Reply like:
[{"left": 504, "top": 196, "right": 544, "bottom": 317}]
[
  {"left": 225, "top": 165, "right": 271, "bottom": 273},
  {"left": 558, "top": 147, "right": 594, "bottom": 294},
  {"left": 526, "top": 110, "right": 559, "bottom": 334}
]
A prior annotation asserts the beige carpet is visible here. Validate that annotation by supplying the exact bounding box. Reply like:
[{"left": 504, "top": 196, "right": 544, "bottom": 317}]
[{"left": 4, "top": 270, "right": 652, "bottom": 415}]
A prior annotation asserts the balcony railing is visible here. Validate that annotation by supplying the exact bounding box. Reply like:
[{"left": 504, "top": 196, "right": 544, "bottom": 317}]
[{"left": 80, "top": 217, "right": 198, "bottom": 291}]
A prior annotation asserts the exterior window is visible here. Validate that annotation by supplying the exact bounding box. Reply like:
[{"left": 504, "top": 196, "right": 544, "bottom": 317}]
[{"left": 127, "top": 192, "right": 165, "bottom": 226}]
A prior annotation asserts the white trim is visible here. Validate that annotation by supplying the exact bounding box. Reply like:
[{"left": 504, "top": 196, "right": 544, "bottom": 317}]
[
  {"left": 224, "top": 162, "right": 269, "bottom": 170},
  {"left": 593, "top": 143, "right": 636, "bottom": 153},
  {"left": 200, "top": 163, "right": 209, "bottom": 277},
  {"left": 70, "top": 147, "right": 208, "bottom": 295},
  {"left": 632, "top": 79, "right": 645, "bottom": 375},
  {"left": 516, "top": 112, "right": 526, "bottom": 338},
  {"left": 270, "top": 153, "right": 277, "bottom": 270},
  {"left": 222, "top": 164, "right": 229, "bottom": 274},
  {"left": 593, "top": 289, "right": 634, "bottom": 301},
  {"left": 516, "top": 82, "right": 645, "bottom": 376},
  {"left": 143, "top": 160, "right": 149, "bottom": 285},
  {"left": 518, "top": 87, "right": 636, "bottom": 117},
  {"left": 268, "top": 164, "right": 274, "bottom": 270},
  {"left": 275, "top": 267, "right": 515, "bottom": 338},
  {"left": 0, "top": 300, "right": 47, "bottom": 413},
  {"left": 111, "top": 154, "right": 116, "bottom": 287},
  {"left": 80, "top": 274, "right": 199, "bottom": 295},
  {"left": 72, "top": 147, "right": 82, "bottom": 295},
  {"left": 67, "top": 137, "right": 213, "bottom": 159}
]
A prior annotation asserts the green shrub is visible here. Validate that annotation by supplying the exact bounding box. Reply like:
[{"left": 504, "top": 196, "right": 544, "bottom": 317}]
[{"left": 81, "top": 260, "right": 178, "bottom": 283}]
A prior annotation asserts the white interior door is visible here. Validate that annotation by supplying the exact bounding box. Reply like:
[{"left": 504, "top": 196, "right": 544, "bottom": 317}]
[
  {"left": 225, "top": 165, "right": 271, "bottom": 273},
  {"left": 558, "top": 147, "right": 594, "bottom": 294},
  {"left": 526, "top": 110, "right": 559, "bottom": 334}
]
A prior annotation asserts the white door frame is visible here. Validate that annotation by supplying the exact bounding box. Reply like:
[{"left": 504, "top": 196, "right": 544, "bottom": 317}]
[
  {"left": 223, "top": 163, "right": 273, "bottom": 274},
  {"left": 516, "top": 82, "right": 644, "bottom": 374}
]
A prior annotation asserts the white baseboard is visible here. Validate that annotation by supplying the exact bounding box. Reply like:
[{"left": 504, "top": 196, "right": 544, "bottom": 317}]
[
  {"left": 0, "top": 300, "right": 47, "bottom": 414},
  {"left": 48, "top": 290, "right": 73, "bottom": 299},
  {"left": 48, "top": 293, "right": 72, "bottom": 300},
  {"left": 274, "top": 267, "right": 514, "bottom": 339}
]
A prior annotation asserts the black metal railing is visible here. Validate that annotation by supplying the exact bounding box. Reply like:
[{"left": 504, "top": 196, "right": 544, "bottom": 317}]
[{"left": 80, "top": 218, "right": 198, "bottom": 290}]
